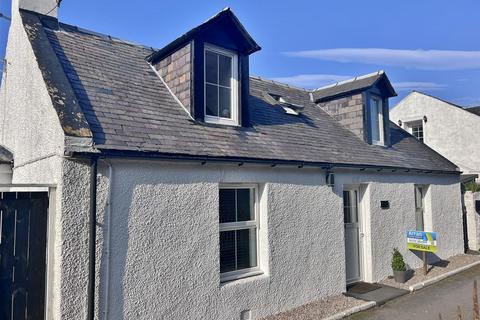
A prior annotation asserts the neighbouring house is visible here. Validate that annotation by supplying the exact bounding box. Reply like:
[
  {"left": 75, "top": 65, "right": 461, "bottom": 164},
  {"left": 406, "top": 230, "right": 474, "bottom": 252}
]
[
  {"left": 391, "top": 91, "right": 480, "bottom": 179},
  {"left": 0, "top": 1, "right": 465, "bottom": 319},
  {"left": 391, "top": 91, "right": 480, "bottom": 252}
]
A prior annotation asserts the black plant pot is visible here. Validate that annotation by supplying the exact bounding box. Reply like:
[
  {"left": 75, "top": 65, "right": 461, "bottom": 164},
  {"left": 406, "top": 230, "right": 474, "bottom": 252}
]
[{"left": 393, "top": 270, "right": 408, "bottom": 283}]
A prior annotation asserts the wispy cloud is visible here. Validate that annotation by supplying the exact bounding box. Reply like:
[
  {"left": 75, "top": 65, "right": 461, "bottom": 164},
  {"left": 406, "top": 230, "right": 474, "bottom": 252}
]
[
  {"left": 393, "top": 82, "right": 447, "bottom": 91},
  {"left": 271, "top": 74, "right": 352, "bottom": 88},
  {"left": 271, "top": 73, "right": 446, "bottom": 92},
  {"left": 285, "top": 48, "right": 480, "bottom": 70}
]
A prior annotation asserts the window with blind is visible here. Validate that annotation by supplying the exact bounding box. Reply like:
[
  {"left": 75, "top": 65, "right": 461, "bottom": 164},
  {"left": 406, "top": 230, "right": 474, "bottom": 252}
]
[{"left": 219, "top": 185, "right": 261, "bottom": 282}]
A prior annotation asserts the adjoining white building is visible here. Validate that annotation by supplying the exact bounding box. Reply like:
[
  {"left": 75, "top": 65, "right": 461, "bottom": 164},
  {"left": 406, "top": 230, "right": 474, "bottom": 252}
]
[
  {"left": 391, "top": 91, "right": 480, "bottom": 179},
  {"left": 0, "top": 1, "right": 465, "bottom": 319}
]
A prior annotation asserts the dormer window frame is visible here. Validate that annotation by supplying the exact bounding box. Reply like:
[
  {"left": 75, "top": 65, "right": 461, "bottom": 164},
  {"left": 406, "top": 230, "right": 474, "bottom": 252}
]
[
  {"left": 203, "top": 43, "right": 240, "bottom": 126},
  {"left": 368, "top": 94, "right": 385, "bottom": 146}
]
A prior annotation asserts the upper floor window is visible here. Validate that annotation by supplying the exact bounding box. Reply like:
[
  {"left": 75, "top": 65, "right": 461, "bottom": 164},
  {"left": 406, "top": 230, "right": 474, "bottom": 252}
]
[
  {"left": 204, "top": 45, "right": 239, "bottom": 126},
  {"left": 369, "top": 95, "right": 384, "bottom": 145},
  {"left": 406, "top": 121, "right": 424, "bottom": 143}
]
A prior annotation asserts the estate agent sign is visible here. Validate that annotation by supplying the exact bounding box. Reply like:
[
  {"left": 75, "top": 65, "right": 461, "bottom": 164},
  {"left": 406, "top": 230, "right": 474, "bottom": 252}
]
[{"left": 406, "top": 230, "right": 438, "bottom": 253}]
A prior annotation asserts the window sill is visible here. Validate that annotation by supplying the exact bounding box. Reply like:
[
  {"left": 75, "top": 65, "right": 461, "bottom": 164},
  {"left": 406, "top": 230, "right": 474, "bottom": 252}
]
[
  {"left": 220, "top": 269, "right": 264, "bottom": 284},
  {"left": 371, "top": 140, "right": 385, "bottom": 147},
  {"left": 205, "top": 115, "right": 239, "bottom": 127}
]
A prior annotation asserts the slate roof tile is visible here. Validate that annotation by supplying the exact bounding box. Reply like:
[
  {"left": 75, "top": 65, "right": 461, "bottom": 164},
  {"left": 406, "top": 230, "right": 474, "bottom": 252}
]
[{"left": 20, "top": 10, "right": 458, "bottom": 172}]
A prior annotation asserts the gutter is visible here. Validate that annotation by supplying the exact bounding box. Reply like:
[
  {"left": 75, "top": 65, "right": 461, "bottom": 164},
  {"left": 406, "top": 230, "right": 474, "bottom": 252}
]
[
  {"left": 87, "top": 156, "right": 98, "bottom": 320},
  {"left": 70, "top": 150, "right": 461, "bottom": 175}
]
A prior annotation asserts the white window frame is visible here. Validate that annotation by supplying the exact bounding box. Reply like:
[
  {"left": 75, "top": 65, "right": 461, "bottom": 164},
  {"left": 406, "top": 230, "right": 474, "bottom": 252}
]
[
  {"left": 405, "top": 120, "right": 424, "bottom": 143},
  {"left": 369, "top": 95, "right": 384, "bottom": 145},
  {"left": 204, "top": 44, "right": 239, "bottom": 126},
  {"left": 219, "top": 184, "right": 262, "bottom": 283}
]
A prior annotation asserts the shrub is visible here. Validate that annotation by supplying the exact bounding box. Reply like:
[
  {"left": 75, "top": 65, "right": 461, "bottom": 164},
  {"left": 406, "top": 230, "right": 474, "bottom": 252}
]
[
  {"left": 465, "top": 182, "right": 480, "bottom": 193},
  {"left": 391, "top": 248, "right": 406, "bottom": 272}
]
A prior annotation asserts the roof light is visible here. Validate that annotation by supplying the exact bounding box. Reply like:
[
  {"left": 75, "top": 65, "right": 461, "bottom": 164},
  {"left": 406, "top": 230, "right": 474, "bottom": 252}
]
[{"left": 268, "top": 93, "right": 305, "bottom": 116}]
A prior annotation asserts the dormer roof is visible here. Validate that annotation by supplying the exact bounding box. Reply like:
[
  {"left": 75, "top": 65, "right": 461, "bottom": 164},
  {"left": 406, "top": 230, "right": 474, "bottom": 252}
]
[
  {"left": 147, "top": 7, "right": 261, "bottom": 64},
  {"left": 312, "top": 71, "right": 397, "bottom": 103}
]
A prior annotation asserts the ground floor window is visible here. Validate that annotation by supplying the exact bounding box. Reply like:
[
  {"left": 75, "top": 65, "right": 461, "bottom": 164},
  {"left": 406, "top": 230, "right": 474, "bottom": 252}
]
[
  {"left": 415, "top": 185, "right": 428, "bottom": 230},
  {"left": 219, "top": 185, "right": 260, "bottom": 282}
]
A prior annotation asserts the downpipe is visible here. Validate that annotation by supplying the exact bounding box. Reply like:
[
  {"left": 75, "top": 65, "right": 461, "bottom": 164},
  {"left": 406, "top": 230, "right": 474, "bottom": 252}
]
[{"left": 87, "top": 156, "right": 98, "bottom": 320}]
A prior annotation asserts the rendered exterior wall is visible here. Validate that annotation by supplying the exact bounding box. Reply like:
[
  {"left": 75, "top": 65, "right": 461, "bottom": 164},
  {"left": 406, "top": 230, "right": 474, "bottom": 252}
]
[
  {"left": 317, "top": 94, "right": 364, "bottom": 139},
  {"left": 335, "top": 170, "right": 463, "bottom": 283},
  {"left": 76, "top": 160, "right": 463, "bottom": 320},
  {"left": 465, "top": 191, "right": 480, "bottom": 251},
  {"left": 95, "top": 161, "right": 344, "bottom": 320},
  {"left": 390, "top": 92, "right": 480, "bottom": 177}
]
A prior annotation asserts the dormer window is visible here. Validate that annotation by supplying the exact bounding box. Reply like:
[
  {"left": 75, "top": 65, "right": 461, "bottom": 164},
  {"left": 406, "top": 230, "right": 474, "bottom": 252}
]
[
  {"left": 204, "top": 44, "right": 239, "bottom": 125},
  {"left": 369, "top": 95, "right": 384, "bottom": 145}
]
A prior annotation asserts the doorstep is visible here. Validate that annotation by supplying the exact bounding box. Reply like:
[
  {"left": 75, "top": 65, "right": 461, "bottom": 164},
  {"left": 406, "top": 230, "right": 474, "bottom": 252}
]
[{"left": 345, "top": 282, "right": 408, "bottom": 305}]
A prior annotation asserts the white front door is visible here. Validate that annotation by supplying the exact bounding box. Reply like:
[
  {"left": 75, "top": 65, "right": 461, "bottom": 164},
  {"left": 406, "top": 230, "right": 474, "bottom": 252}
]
[{"left": 344, "top": 189, "right": 362, "bottom": 284}]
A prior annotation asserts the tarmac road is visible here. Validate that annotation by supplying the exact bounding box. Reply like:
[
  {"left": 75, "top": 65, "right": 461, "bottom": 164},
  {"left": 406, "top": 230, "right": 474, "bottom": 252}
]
[{"left": 348, "top": 264, "right": 480, "bottom": 320}]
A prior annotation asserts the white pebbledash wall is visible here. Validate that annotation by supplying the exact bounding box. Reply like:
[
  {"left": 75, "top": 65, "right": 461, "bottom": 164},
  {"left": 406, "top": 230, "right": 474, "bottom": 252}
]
[
  {"left": 88, "top": 161, "right": 463, "bottom": 319},
  {"left": 390, "top": 91, "right": 480, "bottom": 178},
  {"left": 464, "top": 191, "right": 480, "bottom": 251}
]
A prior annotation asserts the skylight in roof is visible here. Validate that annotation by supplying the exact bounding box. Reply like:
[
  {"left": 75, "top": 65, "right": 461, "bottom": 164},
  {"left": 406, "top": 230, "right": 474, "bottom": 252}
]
[{"left": 268, "top": 93, "right": 304, "bottom": 116}]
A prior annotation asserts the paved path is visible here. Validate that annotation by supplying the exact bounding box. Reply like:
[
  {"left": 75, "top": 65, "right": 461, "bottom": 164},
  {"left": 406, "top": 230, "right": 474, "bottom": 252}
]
[{"left": 348, "top": 264, "right": 480, "bottom": 320}]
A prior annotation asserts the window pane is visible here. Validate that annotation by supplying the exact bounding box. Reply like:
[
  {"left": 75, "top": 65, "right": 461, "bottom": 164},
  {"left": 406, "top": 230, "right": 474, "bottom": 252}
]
[
  {"left": 352, "top": 191, "right": 358, "bottom": 222},
  {"left": 415, "top": 209, "right": 424, "bottom": 231},
  {"left": 219, "top": 87, "right": 231, "bottom": 119},
  {"left": 218, "top": 54, "right": 232, "bottom": 87},
  {"left": 206, "top": 84, "right": 218, "bottom": 117},
  {"left": 205, "top": 51, "right": 218, "bottom": 84},
  {"left": 220, "top": 231, "right": 236, "bottom": 273},
  {"left": 219, "top": 189, "right": 236, "bottom": 223},
  {"left": 343, "top": 191, "right": 351, "bottom": 223},
  {"left": 236, "top": 229, "right": 257, "bottom": 269},
  {"left": 370, "top": 98, "right": 380, "bottom": 141},
  {"left": 237, "top": 189, "right": 253, "bottom": 221},
  {"left": 415, "top": 187, "right": 423, "bottom": 209}
]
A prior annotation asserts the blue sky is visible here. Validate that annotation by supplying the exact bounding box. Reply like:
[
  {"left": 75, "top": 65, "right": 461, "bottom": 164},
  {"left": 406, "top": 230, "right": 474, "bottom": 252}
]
[{"left": 1, "top": 0, "right": 480, "bottom": 106}]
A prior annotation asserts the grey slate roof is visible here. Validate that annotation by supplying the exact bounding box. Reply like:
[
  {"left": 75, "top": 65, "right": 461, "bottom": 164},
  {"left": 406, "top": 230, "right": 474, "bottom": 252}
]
[
  {"left": 0, "top": 146, "right": 13, "bottom": 164},
  {"left": 465, "top": 106, "right": 480, "bottom": 116},
  {"left": 19, "top": 10, "right": 458, "bottom": 173},
  {"left": 312, "top": 71, "right": 397, "bottom": 102}
]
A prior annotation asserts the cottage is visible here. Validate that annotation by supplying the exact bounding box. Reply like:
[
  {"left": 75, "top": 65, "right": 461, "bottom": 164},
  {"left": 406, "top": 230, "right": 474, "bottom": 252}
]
[{"left": 0, "top": 1, "right": 464, "bottom": 319}]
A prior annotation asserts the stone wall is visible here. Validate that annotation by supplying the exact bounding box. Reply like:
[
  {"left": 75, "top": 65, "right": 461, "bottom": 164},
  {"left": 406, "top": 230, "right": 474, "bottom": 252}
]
[
  {"left": 317, "top": 94, "right": 364, "bottom": 139},
  {"left": 154, "top": 42, "right": 192, "bottom": 111}
]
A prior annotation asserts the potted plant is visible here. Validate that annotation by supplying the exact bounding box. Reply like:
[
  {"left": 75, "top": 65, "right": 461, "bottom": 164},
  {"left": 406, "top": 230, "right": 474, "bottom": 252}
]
[{"left": 391, "top": 248, "right": 407, "bottom": 283}]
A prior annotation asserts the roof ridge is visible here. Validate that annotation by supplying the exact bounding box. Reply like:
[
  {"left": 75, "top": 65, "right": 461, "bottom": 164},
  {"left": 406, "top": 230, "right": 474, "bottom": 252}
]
[
  {"left": 313, "top": 70, "right": 384, "bottom": 92},
  {"left": 411, "top": 90, "right": 465, "bottom": 108},
  {"left": 21, "top": 8, "right": 157, "bottom": 52},
  {"left": 249, "top": 75, "right": 310, "bottom": 92}
]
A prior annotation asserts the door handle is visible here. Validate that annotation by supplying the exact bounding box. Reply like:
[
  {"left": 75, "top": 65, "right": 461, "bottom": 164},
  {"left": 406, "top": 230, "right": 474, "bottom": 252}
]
[{"left": 360, "top": 233, "right": 365, "bottom": 238}]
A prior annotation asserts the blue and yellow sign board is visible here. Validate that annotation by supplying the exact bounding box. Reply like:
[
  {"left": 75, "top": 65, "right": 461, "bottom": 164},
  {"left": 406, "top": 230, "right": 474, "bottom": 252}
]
[{"left": 406, "top": 230, "right": 438, "bottom": 253}]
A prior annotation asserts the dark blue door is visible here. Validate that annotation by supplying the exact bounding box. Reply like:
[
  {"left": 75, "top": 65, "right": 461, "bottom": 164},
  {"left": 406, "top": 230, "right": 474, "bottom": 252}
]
[{"left": 0, "top": 192, "right": 48, "bottom": 320}]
